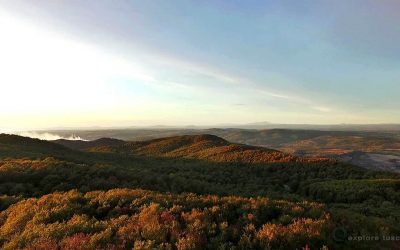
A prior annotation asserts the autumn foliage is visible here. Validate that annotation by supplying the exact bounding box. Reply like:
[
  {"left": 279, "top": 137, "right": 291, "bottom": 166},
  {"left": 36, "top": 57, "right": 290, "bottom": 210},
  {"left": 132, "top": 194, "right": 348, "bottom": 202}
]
[
  {"left": 0, "top": 189, "right": 330, "bottom": 250},
  {"left": 0, "top": 134, "right": 400, "bottom": 249},
  {"left": 89, "top": 134, "right": 334, "bottom": 164}
]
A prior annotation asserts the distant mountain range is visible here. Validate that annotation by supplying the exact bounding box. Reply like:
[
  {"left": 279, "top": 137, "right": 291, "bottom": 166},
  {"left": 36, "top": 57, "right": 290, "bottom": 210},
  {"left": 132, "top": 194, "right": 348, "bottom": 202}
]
[
  {"left": 212, "top": 122, "right": 400, "bottom": 131},
  {"left": 10, "top": 122, "right": 400, "bottom": 133}
]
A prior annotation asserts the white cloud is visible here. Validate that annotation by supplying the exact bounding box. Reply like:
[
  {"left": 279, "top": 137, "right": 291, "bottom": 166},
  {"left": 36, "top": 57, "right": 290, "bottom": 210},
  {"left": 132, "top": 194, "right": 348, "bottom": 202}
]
[{"left": 14, "top": 131, "right": 85, "bottom": 141}]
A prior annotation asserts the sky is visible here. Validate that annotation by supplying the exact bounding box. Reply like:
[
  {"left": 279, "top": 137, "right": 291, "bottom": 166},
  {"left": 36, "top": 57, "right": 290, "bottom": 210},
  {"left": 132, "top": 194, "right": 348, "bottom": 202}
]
[{"left": 0, "top": 0, "right": 399, "bottom": 130}]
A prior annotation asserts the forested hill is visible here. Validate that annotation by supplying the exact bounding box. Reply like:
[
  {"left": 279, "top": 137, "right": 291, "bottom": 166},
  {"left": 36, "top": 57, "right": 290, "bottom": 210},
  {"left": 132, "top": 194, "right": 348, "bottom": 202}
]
[
  {"left": 1, "top": 133, "right": 400, "bottom": 249},
  {"left": 55, "top": 134, "right": 334, "bottom": 164}
]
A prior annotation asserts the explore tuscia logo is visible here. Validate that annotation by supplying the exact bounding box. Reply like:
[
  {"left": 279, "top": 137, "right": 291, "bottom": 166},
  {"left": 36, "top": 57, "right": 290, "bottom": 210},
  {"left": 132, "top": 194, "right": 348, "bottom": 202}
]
[{"left": 332, "top": 227, "right": 400, "bottom": 242}]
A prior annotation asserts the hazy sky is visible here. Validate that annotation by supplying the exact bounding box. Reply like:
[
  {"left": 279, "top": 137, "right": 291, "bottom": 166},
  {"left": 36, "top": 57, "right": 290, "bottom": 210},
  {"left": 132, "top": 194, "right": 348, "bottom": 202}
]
[{"left": 1, "top": 0, "right": 399, "bottom": 130}]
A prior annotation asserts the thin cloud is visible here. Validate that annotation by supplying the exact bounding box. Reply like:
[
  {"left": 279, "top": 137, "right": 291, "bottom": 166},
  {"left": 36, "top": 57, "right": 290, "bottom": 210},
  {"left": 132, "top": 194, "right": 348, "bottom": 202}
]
[
  {"left": 157, "top": 55, "right": 340, "bottom": 116},
  {"left": 312, "top": 106, "right": 332, "bottom": 113}
]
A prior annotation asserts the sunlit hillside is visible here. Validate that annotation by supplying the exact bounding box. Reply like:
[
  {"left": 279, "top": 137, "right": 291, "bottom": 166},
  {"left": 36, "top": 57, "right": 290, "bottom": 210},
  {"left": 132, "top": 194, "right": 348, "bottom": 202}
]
[
  {"left": 55, "top": 134, "right": 333, "bottom": 164},
  {"left": 0, "top": 188, "right": 331, "bottom": 249}
]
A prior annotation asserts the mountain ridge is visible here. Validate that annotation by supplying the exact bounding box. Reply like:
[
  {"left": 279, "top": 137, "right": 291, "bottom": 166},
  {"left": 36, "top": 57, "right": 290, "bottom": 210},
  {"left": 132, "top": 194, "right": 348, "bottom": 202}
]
[{"left": 52, "top": 134, "right": 334, "bottom": 164}]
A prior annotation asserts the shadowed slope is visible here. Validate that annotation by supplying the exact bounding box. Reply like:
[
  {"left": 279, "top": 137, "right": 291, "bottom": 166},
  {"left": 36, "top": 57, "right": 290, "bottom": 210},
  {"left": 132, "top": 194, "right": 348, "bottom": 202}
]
[
  {"left": 54, "top": 137, "right": 125, "bottom": 151},
  {"left": 0, "top": 134, "right": 73, "bottom": 159}
]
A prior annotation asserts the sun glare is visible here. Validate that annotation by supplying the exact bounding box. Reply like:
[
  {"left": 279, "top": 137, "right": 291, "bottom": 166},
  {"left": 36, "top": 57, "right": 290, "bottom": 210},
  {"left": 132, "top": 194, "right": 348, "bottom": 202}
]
[{"left": 0, "top": 11, "right": 153, "bottom": 122}]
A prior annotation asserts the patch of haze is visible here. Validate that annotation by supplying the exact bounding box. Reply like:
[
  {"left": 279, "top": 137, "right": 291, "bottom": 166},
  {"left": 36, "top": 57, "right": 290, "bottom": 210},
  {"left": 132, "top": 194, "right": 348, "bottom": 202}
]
[{"left": 15, "top": 131, "right": 86, "bottom": 141}]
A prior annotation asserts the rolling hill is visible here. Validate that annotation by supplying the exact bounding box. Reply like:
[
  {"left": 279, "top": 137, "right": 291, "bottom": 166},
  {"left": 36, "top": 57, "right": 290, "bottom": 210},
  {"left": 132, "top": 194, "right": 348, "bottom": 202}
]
[{"left": 54, "top": 134, "right": 333, "bottom": 164}]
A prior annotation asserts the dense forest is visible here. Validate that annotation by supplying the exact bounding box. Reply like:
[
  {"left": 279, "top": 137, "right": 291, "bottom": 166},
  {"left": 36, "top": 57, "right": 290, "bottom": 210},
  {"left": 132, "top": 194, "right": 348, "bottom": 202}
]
[{"left": 0, "top": 134, "right": 399, "bottom": 249}]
